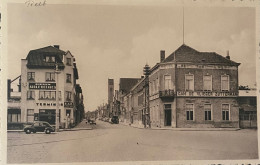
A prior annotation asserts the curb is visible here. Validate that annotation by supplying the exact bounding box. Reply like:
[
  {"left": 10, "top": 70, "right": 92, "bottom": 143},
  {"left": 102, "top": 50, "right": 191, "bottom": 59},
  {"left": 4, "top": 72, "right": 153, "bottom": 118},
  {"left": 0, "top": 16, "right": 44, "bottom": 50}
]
[
  {"left": 119, "top": 123, "right": 240, "bottom": 131},
  {"left": 60, "top": 128, "right": 92, "bottom": 131}
]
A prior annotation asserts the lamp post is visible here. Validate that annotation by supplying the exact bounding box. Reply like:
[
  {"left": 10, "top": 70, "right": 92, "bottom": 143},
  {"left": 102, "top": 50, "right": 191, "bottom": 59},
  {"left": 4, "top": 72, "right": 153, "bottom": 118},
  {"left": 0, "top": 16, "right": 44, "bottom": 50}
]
[
  {"left": 143, "top": 64, "right": 150, "bottom": 128},
  {"left": 55, "top": 63, "right": 60, "bottom": 132}
]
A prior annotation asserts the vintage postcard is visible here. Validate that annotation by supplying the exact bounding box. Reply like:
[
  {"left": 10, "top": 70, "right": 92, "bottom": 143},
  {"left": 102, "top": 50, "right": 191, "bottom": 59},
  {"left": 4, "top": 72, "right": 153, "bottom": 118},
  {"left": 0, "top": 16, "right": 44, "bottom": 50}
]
[{"left": 0, "top": 0, "right": 259, "bottom": 165}]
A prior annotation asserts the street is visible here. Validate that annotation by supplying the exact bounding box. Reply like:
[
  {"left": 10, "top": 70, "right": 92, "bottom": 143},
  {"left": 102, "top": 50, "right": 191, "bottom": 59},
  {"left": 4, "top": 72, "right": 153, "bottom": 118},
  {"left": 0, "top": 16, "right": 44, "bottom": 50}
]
[{"left": 7, "top": 120, "right": 258, "bottom": 163}]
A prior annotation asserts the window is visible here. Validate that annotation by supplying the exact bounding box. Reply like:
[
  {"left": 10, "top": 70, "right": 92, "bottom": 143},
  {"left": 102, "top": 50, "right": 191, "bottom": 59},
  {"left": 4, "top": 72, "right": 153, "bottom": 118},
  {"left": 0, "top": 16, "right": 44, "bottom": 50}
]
[
  {"left": 46, "top": 72, "right": 55, "bottom": 82},
  {"left": 185, "top": 74, "right": 194, "bottom": 91},
  {"left": 66, "top": 58, "right": 72, "bottom": 65},
  {"left": 27, "top": 109, "right": 34, "bottom": 123},
  {"left": 164, "top": 75, "right": 171, "bottom": 90},
  {"left": 221, "top": 75, "right": 229, "bottom": 91},
  {"left": 27, "top": 72, "right": 35, "bottom": 81},
  {"left": 58, "top": 91, "right": 62, "bottom": 100},
  {"left": 45, "top": 56, "right": 56, "bottom": 63},
  {"left": 8, "top": 113, "right": 21, "bottom": 122},
  {"left": 186, "top": 104, "right": 194, "bottom": 120},
  {"left": 39, "top": 91, "right": 56, "bottom": 100},
  {"left": 27, "top": 91, "right": 35, "bottom": 100},
  {"left": 222, "top": 104, "right": 230, "bottom": 120},
  {"left": 138, "top": 94, "right": 143, "bottom": 106},
  {"left": 204, "top": 104, "right": 212, "bottom": 121},
  {"left": 203, "top": 75, "right": 212, "bottom": 91},
  {"left": 66, "top": 91, "right": 72, "bottom": 101},
  {"left": 66, "top": 74, "right": 72, "bottom": 83}
]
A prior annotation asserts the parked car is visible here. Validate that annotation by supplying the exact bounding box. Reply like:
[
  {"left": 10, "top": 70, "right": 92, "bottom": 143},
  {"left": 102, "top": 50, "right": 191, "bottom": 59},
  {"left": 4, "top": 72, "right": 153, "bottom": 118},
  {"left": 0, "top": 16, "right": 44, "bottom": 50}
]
[
  {"left": 24, "top": 121, "right": 55, "bottom": 134},
  {"left": 111, "top": 116, "right": 119, "bottom": 124}
]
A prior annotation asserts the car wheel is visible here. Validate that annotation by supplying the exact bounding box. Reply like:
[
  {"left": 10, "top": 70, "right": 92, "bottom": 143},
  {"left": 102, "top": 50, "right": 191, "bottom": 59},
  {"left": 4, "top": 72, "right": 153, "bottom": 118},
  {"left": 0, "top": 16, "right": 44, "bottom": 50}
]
[
  {"left": 45, "top": 129, "right": 51, "bottom": 134},
  {"left": 26, "top": 129, "right": 31, "bottom": 134}
]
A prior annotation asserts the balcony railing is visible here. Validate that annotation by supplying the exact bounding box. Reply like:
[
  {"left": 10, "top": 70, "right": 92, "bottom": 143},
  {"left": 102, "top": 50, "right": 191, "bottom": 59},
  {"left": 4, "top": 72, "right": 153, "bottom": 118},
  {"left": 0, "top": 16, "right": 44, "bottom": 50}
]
[{"left": 159, "top": 89, "right": 175, "bottom": 98}]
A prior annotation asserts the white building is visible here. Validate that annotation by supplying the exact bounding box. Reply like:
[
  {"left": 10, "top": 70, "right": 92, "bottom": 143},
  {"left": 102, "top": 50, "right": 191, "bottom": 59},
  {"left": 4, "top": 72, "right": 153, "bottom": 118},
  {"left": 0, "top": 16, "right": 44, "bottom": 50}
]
[{"left": 20, "top": 45, "right": 79, "bottom": 128}]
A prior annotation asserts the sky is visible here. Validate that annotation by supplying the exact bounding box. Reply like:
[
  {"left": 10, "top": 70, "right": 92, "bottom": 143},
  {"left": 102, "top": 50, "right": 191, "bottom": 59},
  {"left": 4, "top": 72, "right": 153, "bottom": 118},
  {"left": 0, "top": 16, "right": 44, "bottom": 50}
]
[{"left": 7, "top": 2, "right": 256, "bottom": 111}]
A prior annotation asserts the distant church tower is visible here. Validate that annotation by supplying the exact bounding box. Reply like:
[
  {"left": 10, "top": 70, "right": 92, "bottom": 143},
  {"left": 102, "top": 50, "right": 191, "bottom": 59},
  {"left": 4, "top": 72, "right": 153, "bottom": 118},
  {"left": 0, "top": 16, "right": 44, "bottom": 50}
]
[{"left": 108, "top": 79, "right": 114, "bottom": 103}]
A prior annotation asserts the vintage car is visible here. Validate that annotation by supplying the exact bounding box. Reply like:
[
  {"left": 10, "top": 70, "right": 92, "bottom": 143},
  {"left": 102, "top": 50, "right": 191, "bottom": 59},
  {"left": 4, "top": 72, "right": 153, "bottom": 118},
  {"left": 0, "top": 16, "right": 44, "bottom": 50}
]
[{"left": 24, "top": 121, "right": 55, "bottom": 134}]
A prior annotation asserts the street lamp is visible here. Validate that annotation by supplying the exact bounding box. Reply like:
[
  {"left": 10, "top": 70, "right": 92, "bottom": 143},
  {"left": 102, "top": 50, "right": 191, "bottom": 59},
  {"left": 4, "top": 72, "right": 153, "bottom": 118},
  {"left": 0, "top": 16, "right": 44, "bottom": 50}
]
[
  {"left": 55, "top": 63, "right": 61, "bottom": 132},
  {"left": 143, "top": 64, "right": 150, "bottom": 128}
]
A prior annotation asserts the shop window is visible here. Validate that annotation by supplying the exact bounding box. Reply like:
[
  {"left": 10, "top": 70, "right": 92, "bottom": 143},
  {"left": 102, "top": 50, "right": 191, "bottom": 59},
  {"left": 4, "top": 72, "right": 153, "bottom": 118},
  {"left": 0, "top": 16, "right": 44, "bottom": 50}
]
[
  {"left": 8, "top": 113, "right": 21, "bottom": 123},
  {"left": 66, "top": 91, "right": 72, "bottom": 101},
  {"left": 204, "top": 104, "right": 212, "bottom": 121},
  {"left": 66, "top": 58, "right": 72, "bottom": 65},
  {"left": 221, "top": 75, "right": 229, "bottom": 91},
  {"left": 222, "top": 104, "right": 230, "bottom": 120},
  {"left": 46, "top": 72, "right": 55, "bottom": 82},
  {"left": 66, "top": 74, "right": 72, "bottom": 83},
  {"left": 27, "top": 72, "right": 35, "bottom": 81},
  {"left": 39, "top": 91, "right": 56, "bottom": 100},
  {"left": 185, "top": 74, "right": 194, "bottom": 91},
  {"left": 186, "top": 104, "right": 194, "bottom": 120},
  {"left": 164, "top": 75, "right": 171, "bottom": 90},
  {"left": 203, "top": 75, "right": 212, "bottom": 91},
  {"left": 27, "top": 109, "right": 34, "bottom": 123},
  {"left": 27, "top": 91, "right": 35, "bottom": 100}
]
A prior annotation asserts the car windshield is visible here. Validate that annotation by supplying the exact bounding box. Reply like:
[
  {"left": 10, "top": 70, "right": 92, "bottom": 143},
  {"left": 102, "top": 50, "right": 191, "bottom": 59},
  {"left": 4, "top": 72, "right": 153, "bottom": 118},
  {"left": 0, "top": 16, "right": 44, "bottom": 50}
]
[{"left": 43, "top": 123, "right": 51, "bottom": 127}]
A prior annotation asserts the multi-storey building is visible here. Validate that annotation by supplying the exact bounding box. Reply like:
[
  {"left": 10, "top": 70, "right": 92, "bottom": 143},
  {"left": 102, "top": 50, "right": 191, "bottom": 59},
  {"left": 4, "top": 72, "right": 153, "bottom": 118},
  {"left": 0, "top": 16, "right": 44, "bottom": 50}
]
[
  {"left": 149, "top": 44, "right": 240, "bottom": 128},
  {"left": 20, "top": 45, "right": 82, "bottom": 128}
]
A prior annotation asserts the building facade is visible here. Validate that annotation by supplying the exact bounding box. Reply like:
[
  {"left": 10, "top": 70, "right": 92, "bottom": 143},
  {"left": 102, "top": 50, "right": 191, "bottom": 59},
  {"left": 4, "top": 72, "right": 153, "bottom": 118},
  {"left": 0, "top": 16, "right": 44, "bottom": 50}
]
[
  {"left": 20, "top": 45, "right": 83, "bottom": 128},
  {"left": 149, "top": 44, "right": 240, "bottom": 128}
]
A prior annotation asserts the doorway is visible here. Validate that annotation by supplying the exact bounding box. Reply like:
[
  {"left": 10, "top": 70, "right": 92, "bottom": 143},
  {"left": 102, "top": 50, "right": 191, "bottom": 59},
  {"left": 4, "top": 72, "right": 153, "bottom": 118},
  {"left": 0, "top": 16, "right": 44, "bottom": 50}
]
[{"left": 164, "top": 104, "right": 172, "bottom": 126}]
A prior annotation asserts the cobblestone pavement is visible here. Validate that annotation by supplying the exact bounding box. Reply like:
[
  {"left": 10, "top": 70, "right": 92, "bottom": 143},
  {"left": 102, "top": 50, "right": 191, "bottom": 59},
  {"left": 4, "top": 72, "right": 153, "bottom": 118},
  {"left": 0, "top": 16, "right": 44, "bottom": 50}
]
[{"left": 7, "top": 120, "right": 258, "bottom": 163}]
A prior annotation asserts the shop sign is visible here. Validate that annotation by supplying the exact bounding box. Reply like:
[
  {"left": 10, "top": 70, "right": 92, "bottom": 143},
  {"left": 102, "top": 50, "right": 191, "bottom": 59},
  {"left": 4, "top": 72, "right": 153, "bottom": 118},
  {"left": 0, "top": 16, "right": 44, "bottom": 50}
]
[
  {"left": 177, "top": 91, "right": 238, "bottom": 97},
  {"left": 29, "top": 83, "right": 56, "bottom": 90},
  {"left": 36, "top": 102, "right": 63, "bottom": 106},
  {"left": 64, "top": 102, "right": 74, "bottom": 108}
]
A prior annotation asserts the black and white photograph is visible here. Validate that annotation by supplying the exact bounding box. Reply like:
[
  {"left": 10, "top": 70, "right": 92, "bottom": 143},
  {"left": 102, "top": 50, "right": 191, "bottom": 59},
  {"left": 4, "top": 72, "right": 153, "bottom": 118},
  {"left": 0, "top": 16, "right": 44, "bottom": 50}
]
[{"left": 0, "top": 0, "right": 259, "bottom": 164}]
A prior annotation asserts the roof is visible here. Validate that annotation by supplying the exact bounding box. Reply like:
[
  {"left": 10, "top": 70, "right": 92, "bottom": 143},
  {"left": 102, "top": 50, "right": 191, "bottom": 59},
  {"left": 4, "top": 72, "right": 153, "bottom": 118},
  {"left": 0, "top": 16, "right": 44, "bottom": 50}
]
[
  {"left": 162, "top": 44, "right": 240, "bottom": 66},
  {"left": 26, "top": 46, "right": 65, "bottom": 69},
  {"left": 119, "top": 78, "right": 141, "bottom": 94}
]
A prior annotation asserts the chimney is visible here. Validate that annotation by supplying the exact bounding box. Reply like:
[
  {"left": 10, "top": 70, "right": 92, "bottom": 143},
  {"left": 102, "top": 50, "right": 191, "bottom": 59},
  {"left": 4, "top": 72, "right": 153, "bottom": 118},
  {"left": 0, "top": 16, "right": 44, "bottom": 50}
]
[
  {"left": 54, "top": 45, "right": 60, "bottom": 49},
  {"left": 226, "top": 50, "right": 230, "bottom": 60},
  {"left": 160, "top": 50, "right": 165, "bottom": 62}
]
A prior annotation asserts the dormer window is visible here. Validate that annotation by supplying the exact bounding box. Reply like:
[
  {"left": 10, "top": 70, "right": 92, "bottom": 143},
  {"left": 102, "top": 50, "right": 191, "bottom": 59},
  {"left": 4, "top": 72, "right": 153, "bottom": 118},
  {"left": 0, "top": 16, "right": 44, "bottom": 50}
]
[
  {"left": 66, "top": 58, "right": 72, "bottom": 65},
  {"left": 45, "top": 56, "right": 56, "bottom": 63}
]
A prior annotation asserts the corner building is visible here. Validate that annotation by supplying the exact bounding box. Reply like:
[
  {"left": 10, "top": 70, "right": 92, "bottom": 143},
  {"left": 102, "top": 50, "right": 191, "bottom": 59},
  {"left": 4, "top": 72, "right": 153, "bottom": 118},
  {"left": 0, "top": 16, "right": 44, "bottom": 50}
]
[
  {"left": 20, "top": 45, "right": 80, "bottom": 128},
  {"left": 149, "top": 44, "right": 240, "bottom": 128}
]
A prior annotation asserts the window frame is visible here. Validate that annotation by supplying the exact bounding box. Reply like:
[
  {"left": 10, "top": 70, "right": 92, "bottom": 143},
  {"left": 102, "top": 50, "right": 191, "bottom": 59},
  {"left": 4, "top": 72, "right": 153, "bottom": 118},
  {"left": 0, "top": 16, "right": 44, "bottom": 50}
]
[
  {"left": 186, "top": 103, "right": 194, "bottom": 121},
  {"left": 39, "top": 91, "right": 56, "bottom": 100},
  {"left": 66, "top": 58, "right": 72, "bottom": 65},
  {"left": 164, "top": 75, "right": 171, "bottom": 90},
  {"left": 27, "top": 109, "right": 34, "bottom": 123},
  {"left": 46, "top": 72, "right": 55, "bottom": 82},
  {"left": 221, "top": 75, "right": 230, "bottom": 91},
  {"left": 203, "top": 75, "right": 212, "bottom": 91},
  {"left": 204, "top": 104, "right": 212, "bottom": 121},
  {"left": 66, "top": 91, "right": 72, "bottom": 101},
  {"left": 66, "top": 74, "right": 72, "bottom": 83},
  {"left": 222, "top": 104, "right": 230, "bottom": 121},
  {"left": 185, "top": 74, "right": 194, "bottom": 91},
  {"left": 27, "top": 72, "right": 35, "bottom": 81},
  {"left": 27, "top": 90, "right": 35, "bottom": 100}
]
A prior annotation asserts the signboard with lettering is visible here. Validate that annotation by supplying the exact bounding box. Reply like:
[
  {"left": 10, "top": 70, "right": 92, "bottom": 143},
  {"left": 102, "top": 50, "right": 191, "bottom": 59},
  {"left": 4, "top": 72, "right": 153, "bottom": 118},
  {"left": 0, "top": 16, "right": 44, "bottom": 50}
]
[
  {"left": 64, "top": 102, "right": 74, "bottom": 108},
  {"left": 29, "top": 83, "right": 56, "bottom": 90},
  {"left": 177, "top": 91, "right": 238, "bottom": 97},
  {"left": 36, "top": 102, "right": 63, "bottom": 106}
]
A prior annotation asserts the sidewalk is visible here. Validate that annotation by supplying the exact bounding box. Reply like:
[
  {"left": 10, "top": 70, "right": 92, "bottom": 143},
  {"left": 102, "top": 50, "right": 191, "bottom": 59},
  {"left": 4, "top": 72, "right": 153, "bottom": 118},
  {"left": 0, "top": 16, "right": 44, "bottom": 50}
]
[
  {"left": 61, "top": 120, "right": 92, "bottom": 131},
  {"left": 119, "top": 122, "right": 240, "bottom": 131},
  {"left": 7, "top": 120, "right": 92, "bottom": 132}
]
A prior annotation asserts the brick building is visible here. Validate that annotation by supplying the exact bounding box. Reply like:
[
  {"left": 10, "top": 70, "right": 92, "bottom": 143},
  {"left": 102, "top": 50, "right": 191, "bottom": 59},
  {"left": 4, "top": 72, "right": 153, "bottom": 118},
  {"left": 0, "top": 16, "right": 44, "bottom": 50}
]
[
  {"left": 19, "top": 45, "right": 83, "bottom": 128},
  {"left": 149, "top": 44, "right": 240, "bottom": 128}
]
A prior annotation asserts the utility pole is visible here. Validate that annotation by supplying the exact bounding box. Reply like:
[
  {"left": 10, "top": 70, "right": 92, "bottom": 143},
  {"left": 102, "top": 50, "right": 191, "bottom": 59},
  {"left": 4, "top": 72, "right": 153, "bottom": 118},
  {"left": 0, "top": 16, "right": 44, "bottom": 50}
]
[
  {"left": 143, "top": 64, "right": 150, "bottom": 128},
  {"left": 55, "top": 63, "right": 60, "bottom": 132}
]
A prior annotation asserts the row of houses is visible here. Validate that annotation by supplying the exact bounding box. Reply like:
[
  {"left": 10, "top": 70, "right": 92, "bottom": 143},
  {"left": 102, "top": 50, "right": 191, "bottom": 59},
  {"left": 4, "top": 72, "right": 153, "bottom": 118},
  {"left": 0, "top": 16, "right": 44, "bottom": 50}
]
[
  {"left": 97, "top": 44, "right": 257, "bottom": 129},
  {"left": 7, "top": 45, "right": 85, "bottom": 129}
]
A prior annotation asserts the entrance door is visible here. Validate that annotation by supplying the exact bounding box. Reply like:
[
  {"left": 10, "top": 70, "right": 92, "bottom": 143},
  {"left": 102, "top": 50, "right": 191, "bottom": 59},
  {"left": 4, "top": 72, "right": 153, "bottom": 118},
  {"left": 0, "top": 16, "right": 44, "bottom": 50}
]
[
  {"left": 164, "top": 104, "right": 172, "bottom": 126},
  {"left": 39, "top": 109, "right": 56, "bottom": 124}
]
